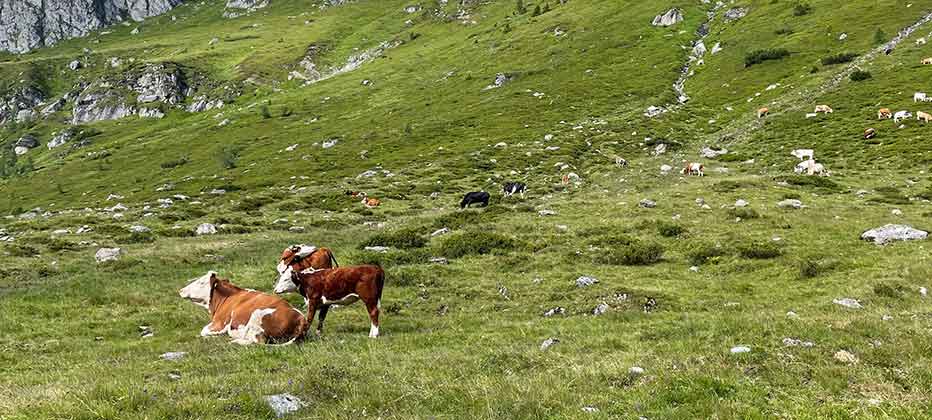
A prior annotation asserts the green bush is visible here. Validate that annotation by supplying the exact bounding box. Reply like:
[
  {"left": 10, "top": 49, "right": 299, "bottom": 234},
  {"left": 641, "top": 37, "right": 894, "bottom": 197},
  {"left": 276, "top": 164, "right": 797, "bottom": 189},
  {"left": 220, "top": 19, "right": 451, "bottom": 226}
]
[
  {"left": 216, "top": 145, "right": 241, "bottom": 170},
  {"left": 798, "top": 256, "right": 836, "bottom": 279},
  {"left": 775, "top": 27, "right": 794, "bottom": 35},
  {"left": 655, "top": 221, "right": 687, "bottom": 238},
  {"left": 793, "top": 3, "right": 812, "bottom": 16},
  {"left": 233, "top": 196, "right": 268, "bottom": 212},
  {"left": 5, "top": 243, "right": 39, "bottom": 257},
  {"left": 737, "top": 241, "right": 782, "bottom": 259},
  {"left": 850, "top": 70, "right": 872, "bottom": 81},
  {"left": 360, "top": 228, "right": 427, "bottom": 249},
  {"left": 744, "top": 49, "right": 790, "bottom": 67},
  {"left": 873, "top": 282, "right": 906, "bottom": 299},
  {"left": 821, "top": 52, "right": 858, "bottom": 65},
  {"left": 357, "top": 249, "right": 433, "bottom": 267},
  {"left": 728, "top": 207, "right": 760, "bottom": 220},
  {"left": 687, "top": 244, "right": 729, "bottom": 266},
  {"left": 595, "top": 241, "right": 665, "bottom": 266},
  {"left": 160, "top": 156, "right": 188, "bottom": 169},
  {"left": 437, "top": 231, "right": 519, "bottom": 258}
]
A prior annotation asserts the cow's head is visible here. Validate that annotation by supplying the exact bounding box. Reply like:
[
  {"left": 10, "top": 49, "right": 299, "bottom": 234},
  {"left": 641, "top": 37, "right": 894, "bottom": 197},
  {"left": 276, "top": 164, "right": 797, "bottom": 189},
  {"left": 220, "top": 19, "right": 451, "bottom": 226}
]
[
  {"left": 275, "top": 245, "right": 316, "bottom": 293},
  {"left": 180, "top": 271, "right": 218, "bottom": 310},
  {"left": 273, "top": 267, "right": 320, "bottom": 294}
]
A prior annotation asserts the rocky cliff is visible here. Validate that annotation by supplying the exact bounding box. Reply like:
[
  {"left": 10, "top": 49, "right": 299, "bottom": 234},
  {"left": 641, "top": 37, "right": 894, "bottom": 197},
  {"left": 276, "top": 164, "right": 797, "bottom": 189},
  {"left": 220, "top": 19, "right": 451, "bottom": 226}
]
[{"left": 0, "top": 0, "right": 183, "bottom": 54}]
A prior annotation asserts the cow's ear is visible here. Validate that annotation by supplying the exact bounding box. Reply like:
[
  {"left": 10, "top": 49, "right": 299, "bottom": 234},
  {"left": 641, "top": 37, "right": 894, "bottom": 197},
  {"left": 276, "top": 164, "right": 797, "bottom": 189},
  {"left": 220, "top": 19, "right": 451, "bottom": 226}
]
[{"left": 210, "top": 273, "right": 220, "bottom": 289}]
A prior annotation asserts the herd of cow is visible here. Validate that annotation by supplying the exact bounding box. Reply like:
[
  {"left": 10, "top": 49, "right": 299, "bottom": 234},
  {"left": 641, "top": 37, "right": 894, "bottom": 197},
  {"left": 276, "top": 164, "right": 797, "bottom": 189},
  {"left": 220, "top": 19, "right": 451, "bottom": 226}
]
[{"left": 180, "top": 245, "right": 384, "bottom": 344}]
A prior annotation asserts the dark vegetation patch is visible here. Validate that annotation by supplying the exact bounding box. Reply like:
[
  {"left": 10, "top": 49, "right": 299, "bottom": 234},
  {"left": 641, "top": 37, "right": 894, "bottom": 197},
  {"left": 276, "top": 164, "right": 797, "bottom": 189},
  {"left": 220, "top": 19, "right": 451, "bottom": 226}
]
[
  {"left": 436, "top": 231, "right": 520, "bottom": 259},
  {"left": 745, "top": 49, "right": 790, "bottom": 67},
  {"left": 868, "top": 186, "right": 910, "bottom": 205},
  {"left": 797, "top": 256, "right": 838, "bottom": 279},
  {"left": 4, "top": 243, "right": 39, "bottom": 257},
  {"left": 821, "top": 52, "right": 858, "bottom": 66},
  {"left": 728, "top": 207, "right": 760, "bottom": 220},
  {"left": 687, "top": 244, "right": 730, "bottom": 266},
  {"left": 850, "top": 70, "right": 872, "bottom": 82},
  {"left": 712, "top": 180, "right": 761, "bottom": 192},
  {"left": 873, "top": 281, "right": 907, "bottom": 299},
  {"left": 590, "top": 234, "right": 665, "bottom": 266},
  {"left": 355, "top": 248, "right": 433, "bottom": 267},
  {"left": 359, "top": 228, "right": 427, "bottom": 249},
  {"left": 737, "top": 240, "right": 783, "bottom": 259},
  {"left": 430, "top": 206, "right": 510, "bottom": 230}
]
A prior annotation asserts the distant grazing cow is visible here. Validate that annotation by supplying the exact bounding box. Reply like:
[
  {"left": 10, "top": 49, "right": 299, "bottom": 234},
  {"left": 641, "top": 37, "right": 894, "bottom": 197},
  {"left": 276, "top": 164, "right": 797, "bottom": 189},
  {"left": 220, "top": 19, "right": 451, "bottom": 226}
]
[
  {"left": 615, "top": 156, "right": 629, "bottom": 167},
  {"left": 790, "top": 149, "right": 814, "bottom": 161},
  {"left": 681, "top": 162, "right": 704, "bottom": 177},
  {"left": 894, "top": 110, "right": 913, "bottom": 123},
  {"left": 277, "top": 245, "right": 338, "bottom": 278},
  {"left": 918, "top": 111, "right": 932, "bottom": 123},
  {"left": 274, "top": 266, "right": 385, "bottom": 338},
  {"left": 345, "top": 190, "right": 363, "bottom": 198},
  {"left": 757, "top": 107, "right": 769, "bottom": 118},
  {"left": 864, "top": 128, "right": 876, "bottom": 139},
  {"left": 502, "top": 181, "right": 527, "bottom": 197},
  {"left": 460, "top": 191, "right": 490, "bottom": 208},
  {"left": 877, "top": 108, "right": 893, "bottom": 120},
  {"left": 362, "top": 197, "right": 381, "bottom": 208},
  {"left": 180, "top": 272, "right": 308, "bottom": 345},
  {"left": 914, "top": 92, "right": 928, "bottom": 103},
  {"left": 814, "top": 105, "right": 833, "bottom": 114},
  {"left": 923, "top": 57, "right": 932, "bottom": 65},
  {"left": 794, "top": 159, "right": 827, "bottom": 176}
]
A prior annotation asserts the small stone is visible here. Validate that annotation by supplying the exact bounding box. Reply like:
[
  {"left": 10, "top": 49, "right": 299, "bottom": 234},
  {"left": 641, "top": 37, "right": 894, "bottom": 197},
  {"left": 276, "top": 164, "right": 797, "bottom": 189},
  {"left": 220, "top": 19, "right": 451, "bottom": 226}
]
[
  {"left": 881, "top": 314, "right": 893, "bottom": 321},
  {"left": 95, "top": 247, "right": 123, "bottom": 263},
  {"left": 543, "top": 307, "right": 565, "bottom": 317},
  {"left": 833, "top": 298, "right": 862, "bottom": 309},
  {"left": 730, "top": 346, "right": 751, "bottom": 354},
  {"left": 734, "top": 199, "right": 749, "bottom": 208},
  {"left": 431, "top": 228, "right": 450, "bottom": 237},
  {"left": 128, "top": 225, "right": 150, "bottom": 233},
  {"left": 540, "top": 337, "right": 559, "bottom": 351},
  {"left": 160, "top": 352, "right": 186, "bottom": 361},
  {"left": 786, "top": 311, "right": 799, "bottom": 319},
  {"left": 777, "top": 199, "right": 803, "bottom": 209},
  {"left": 639, "top": 199, "right": 656, "bottom": 208},
  {"left": 429, "top": 257, "right": 448, "bottom": 265},
  {"left": 628, "top": 366, "right": 645, "bottom": 377},
  {"left": 196, "top": 223, "right": 217, "bottom": 236},
  {"left": 538, "top": 210, "right": 557, "bottom": 217},
  {"left": 265, "top": 394, "right": 305, "bottom": 418},
  {"left": 833, "top": 350, "right": 858, "bottom": 364},
  {"left": 689, "top": 266, "right": 699, "bottom": 272},
  {"left": 364, "top": 246, "right": 390, "bottom": 253},
  {"left": 575, "top": 276, "right": 599, "bottom": 288},
  {"left": 581, "top": 406, "right": 599, "bottom": 413},
  {"left": 592, "top": 303, "right": 609, "bottom": 316}
]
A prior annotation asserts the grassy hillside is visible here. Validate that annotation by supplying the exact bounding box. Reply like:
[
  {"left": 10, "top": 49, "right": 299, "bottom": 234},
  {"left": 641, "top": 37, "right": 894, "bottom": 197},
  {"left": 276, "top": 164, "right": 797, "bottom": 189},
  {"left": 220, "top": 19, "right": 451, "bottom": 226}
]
[{"left": 2, "top": 0, "right": 932, "bottom": 418}]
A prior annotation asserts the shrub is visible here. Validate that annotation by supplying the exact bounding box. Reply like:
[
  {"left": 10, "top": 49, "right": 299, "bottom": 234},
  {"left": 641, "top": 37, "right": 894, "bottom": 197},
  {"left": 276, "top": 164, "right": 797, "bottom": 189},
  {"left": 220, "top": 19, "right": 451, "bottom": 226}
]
[
  {"left": 5, "top": 243, "right": 39, "bottom": 257},
  {"left": 850, "top": 70, "right": 872, "bottom": 82},
  {"left": 437, "top": 231, "right": 519, "bottom": 258},
  {"left": 821, "top": 52, "right": 858, "bottom": 65},
  {"left": 798, "top": 256, "right": 836, "bottom": 279},
  {"left": 775, "top": 27, "right": 794, "bottom": 35},
  {"left": 233, "top": 196, "right": 267, "bottom": 212},
  {"left": 873, "top": 28, "right": 886, "bottom": 45},
  {"left": 216, "top": 145, "right": 241, "bottom": 170},
  {"left": 118, "top": 231, "right": 155, "bottom": 244},
  {"left": 728, "top": 207, "right": 760, "bottom": 219},
  {"left": 745, "top": 49, "right": 790, "bottom": 67},
  {"left": 515, "top": 0, "right": 527, "bottom": 14},
  {"left": 359, "top": 228, "right": 427, "bottom": 249},
  {"left": 160, "top": 156, "right": 188, "bottom": 169},
  {"left": 775, "top": 175, "right": 841, "bottom": 192},
  {"left": 868, "top": 186, "right": 910, "bottom": 205},
  {"left": 737, "top": 240, "right": 782, "bottom": 259},
  {"left": 793, "top": 3, "right": 812, "bottom": 16},
  {"left": 656, "top": 221, "right": 687, "bottom": 238},
  {"left": 873, "top": 282, "right": 906, "bottom": 299},
  {"left": 260, "top": 105, "right": 272, "bottom": 119},
  {"left": 532, "top": 4, "right": 541, "bottom": 16},
  {"left": 687, "top": 244, "right": 729, "bottom": 266},
  {"left": 357, "top": 249, "right": 432, "bottom": 267},
  {"left": 595, "top": 241, "right": 665, "bottom": 266}
]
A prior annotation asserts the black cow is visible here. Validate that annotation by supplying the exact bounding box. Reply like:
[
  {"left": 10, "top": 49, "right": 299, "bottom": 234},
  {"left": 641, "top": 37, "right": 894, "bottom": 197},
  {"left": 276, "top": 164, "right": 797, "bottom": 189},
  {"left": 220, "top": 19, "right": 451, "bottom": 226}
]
[
  {"left": 460, "top": 191, "right": 490, "bottom": 209},
  {"left": 502, "top": 182, "right": 527, "bottom": 197}
]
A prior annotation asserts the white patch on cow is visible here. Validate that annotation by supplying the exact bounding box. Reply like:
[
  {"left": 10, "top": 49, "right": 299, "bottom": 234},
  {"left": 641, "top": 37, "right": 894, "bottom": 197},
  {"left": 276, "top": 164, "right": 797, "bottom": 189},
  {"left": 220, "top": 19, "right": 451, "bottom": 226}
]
[
  {"left": 180, "top": 271, "right": 216, "bottom": 309},
  {"left": 295, "top": 245, "right": 317, "bottom": 258},
  {"left": 200, "top": 321, "right": 232, "bottom": 337},
  {"left": 369, "top": 323, "right": 380, "bottom": 338},
  {"left": 276, "top": 260, "right": 288, "bottom": 274},
  {"left": 322, "top": 293, "right": 359, "bottom": 306},
  {"left": 377, "top": 299, "right": 381, "bottom": 309},
  {"left": 274, "top": 267, "right": 298, "bottom": 294},
  {"left": 229, "top": 308, "right": 276, "bottom": 345}
]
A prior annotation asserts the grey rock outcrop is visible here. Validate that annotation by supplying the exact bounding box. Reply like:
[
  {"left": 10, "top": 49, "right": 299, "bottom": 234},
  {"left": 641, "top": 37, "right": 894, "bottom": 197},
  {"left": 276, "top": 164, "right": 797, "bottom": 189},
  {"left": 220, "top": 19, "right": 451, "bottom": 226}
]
[
  {"left": 861, "top": 224, "right": 928, "bottom": 245},
  {"left": 0, "top": 86, "right": 44, "bottom": 125},
  {"left": 0, "top": 0, "right": 184, "bottom": 54},
  {"left": 72, "top": 83, "right": 136, "bottom": 124},
  {"left": 652, "top": 8, "right": 683, "bottom": 27},
  {"left": 134, "top": 64, "right": 186, "bottom": 105},
  {"left": 224, "top": 0, "right": 270, "bottom": 18}
]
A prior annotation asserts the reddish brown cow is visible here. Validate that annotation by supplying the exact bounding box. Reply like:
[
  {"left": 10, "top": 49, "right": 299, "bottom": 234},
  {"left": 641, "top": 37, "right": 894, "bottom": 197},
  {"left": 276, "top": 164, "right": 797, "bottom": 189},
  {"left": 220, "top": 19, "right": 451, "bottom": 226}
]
[
  {"left": 180, "top": 272, "right": 308, "bottom": 345},
  {"left": 274, "top": 265, "right": 385, "bottom": 338},
  {"left": 277, "top": 245, "right": 338, "bottom": 275}
]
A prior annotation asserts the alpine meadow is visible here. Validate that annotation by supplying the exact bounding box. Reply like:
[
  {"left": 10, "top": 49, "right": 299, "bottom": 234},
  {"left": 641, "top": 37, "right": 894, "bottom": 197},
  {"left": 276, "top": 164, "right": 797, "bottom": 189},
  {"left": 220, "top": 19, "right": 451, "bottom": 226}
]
[{"left": 2, "top": 0, "right": 932, "bottom": 418}]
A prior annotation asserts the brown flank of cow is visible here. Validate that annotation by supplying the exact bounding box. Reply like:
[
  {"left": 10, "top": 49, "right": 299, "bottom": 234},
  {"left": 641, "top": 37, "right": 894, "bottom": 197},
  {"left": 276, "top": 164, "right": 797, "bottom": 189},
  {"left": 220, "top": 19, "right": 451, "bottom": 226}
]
[
  {"left": 290, "top": 265, "right": 385, "bottom": 338},
  {"left": 206, "top": 274, "right": 309, "bottom": 344}
]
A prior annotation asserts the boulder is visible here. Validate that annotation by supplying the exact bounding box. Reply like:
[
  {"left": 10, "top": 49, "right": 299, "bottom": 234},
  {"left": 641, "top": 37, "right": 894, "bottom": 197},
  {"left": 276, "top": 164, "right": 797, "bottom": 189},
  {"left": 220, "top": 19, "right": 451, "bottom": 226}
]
[
  {"left": 652, "top": 8, "right": 683, "bottom": 27},
  {"left": 861, "top": 224, "right": 927, "bottom": 245},
  {"left": 265, "top": 394, "right": 304, "bottom": 418},
  {"left": 0, "top": 86, "right": 44, "bottom": 125},
  {"left": 160, "top": 352, "right": 186, "bottom": 361},
  {"left": 724, "top": 7, "right": 748, "bottom": 21},
  {"left": 777, "top": 199, "right": 804, "bottom": 209},
  {"left": 639, "top": 199, "right": 656, "bottom": 208},
  {"left": 72, "top": 84, "right": 136, "bottom": 124},
  {"left": 540, "top": 337, "right": 559, "bottom": 351},
  {"left": 134, "top": 64, "right": 186, "bottom": 105},
  {"left": 700, "top": 146, "right": 728, "bottom": 158},
  {"left": 575, "top": 276, "right": 599, "bottom": 288},
  {"left": 95, "top": 247, "right": 123, "bottom": 263},
  {"left": 196, "top": 223, "right": 218, "bottom": 236},
  {"left": 128, "top": 225, "right": 150, "bottom": 233}
]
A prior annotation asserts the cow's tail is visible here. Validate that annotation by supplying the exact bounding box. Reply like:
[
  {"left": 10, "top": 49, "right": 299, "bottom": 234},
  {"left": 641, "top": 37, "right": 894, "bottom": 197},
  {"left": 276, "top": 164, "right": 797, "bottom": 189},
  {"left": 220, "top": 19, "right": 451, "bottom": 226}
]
[{"left": 376, "top": 267, "right": 386, "bottom": 309}]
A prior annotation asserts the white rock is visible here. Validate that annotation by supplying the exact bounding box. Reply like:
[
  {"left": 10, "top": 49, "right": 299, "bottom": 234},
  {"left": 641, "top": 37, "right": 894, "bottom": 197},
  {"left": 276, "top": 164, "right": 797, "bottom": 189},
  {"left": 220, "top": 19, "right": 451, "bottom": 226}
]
[
  {"left": 833, "top": 350, "right": 858, "bottom": 364},
  {"left": 540, "top": 337, "right": 559, "bottom": 351},
  {"left": 628, "top": 366, "right": 645, "bottom": 376},
  {"left": 364, "top": 246, "right": 390, "bottom": 253},
  {"left": 592, "top": 303, "right": 609, "bottom": 316},
  {"left": 575, "top": 276, "right": 599, "bottom": 288},
  {"left": 777, "top": 199, "right": 803, "bottom": 209},
  {"left": 265, "top": 394, "right": 305, "bottom": 418},
  {"left": 730, "top": 346, "right": 751, "bottom": 354},
  {"left": 95, "top": 247, "right": 123, "bottom": 263},
  {"left": 861, "top": 224, "right": 927, "bottom": 245},
  {"left": 195, "top": 223, "right": 217, "bottom": 236},
  {"left": 833, "top": 298, "right": 862, "bottom": 309},
  {"left": 538, "top": 210, "right": 557, "bottom": 217},
  {"left": 160, "top": 352, "right": 186, "bottom": 361},
  {"left": 431, "top": 228, "right": 450, "bottom": 237},
  {"left": 734, "top": 199, "right": 748, "bottom": 207},
  {"left": 128, "top": 225, "right": 150, "bottom": 233}
]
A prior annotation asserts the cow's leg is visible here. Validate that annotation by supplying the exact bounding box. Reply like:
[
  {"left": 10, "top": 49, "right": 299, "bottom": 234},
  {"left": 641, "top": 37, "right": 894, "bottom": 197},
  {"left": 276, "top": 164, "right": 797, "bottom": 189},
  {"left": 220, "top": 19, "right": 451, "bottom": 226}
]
[
  {"left": 316, "top": 305, "right": 330, "bottom": 337},
  {"left": 305, "top": 299, "right": 319, "bottom": 339},
  {"left": 365, "top": 300, "right": 380, "bottom": 338}
]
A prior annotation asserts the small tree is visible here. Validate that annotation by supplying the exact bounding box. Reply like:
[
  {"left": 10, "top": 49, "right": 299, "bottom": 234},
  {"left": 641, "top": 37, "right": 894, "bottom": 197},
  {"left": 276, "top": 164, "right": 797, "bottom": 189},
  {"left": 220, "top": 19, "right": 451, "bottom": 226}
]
[
  {"left": 532, "top": 5, "right": 541, "bottom": 16},
  {"left": 515, "top": 0, "right": 527, "bottom": 14}
]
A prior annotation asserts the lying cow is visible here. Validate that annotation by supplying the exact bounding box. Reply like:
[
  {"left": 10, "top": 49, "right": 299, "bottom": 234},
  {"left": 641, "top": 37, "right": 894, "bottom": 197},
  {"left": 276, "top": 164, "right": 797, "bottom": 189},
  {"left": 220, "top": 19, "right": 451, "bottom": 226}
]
[
  {"left": 919, "top": 111, "right": 932, "bottom": 123},
  {"left": 894, "top": 110, "right": 913, "bottom": 123},
  {"left": 864, "top": 128, "right": 877, "bottom": 139},
  {"left": 878, "top": 108, "right": 892, "bottom": 120},
  {"left": 277, "top": 245, "right": 338, "bottom": 276},
  {"left": 681, "top": 162, "right": 704, "bottom": 177},
  {"left": 460, "top": 191, "right": 490, "bottom": 208},
  {"left": 923, "top": 57, "right": 932, "bottom": 65},
  {"left": 790, "top": 149, "right": 814, "bottom": 161},
  {"left": 757, "top": 107, "right": 769, "bottom": 118},
  {"left": 362, "top": 197, "right": 381, "bottom": 208},
  {"left": 274, "top": 266, "right": 385, "bottom": 338},
  {"left": 914, "top": 92, "right": 928, "bottom": 103},
  {"left": 180, "top": 272, "right": 308, "bottom": 345},
  {"left": 502, "top": 181, "right": 527, "bottom": 197},
  {"left": 794, "top": 159, "right": 827, "bottom": 176},
  {"left": 814, "top": 105, "right": 833, "bottom": 114}
]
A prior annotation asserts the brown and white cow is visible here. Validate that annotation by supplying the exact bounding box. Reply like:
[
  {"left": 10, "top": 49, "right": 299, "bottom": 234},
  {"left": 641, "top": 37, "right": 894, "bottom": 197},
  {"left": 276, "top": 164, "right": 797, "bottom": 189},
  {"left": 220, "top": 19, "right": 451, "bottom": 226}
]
[
  {"left": 179, "top": 272, "right": 308, "bottom": 345},
  {"left": 277, "top": 245, "right": 338, "bottom": 277},
  {"left": 918, "top": 111, "right": 932, "bottom": 123},
  {"left": 274, "top": 265, "right": 385, "bottom": 338},
  {"left": 864, "top": 128, "right": 877, "bottom": 139},
  {"left": 681, "top": 162, "right": 704, "bottom": 177},
  {"left": 757, "top": 107, "right": 769, "bottom": 118},
  {"left": 877, "top": 108, "right": 893, "bottom": 120},
  {"left": 362, "top": 197, "right": 381, "bottom": 208},
  {"left": 814, "top": 105, "right": 833, "bottom": 114},
  {"left": 922, "top": 57, "right": 932, "bottom": 65}
]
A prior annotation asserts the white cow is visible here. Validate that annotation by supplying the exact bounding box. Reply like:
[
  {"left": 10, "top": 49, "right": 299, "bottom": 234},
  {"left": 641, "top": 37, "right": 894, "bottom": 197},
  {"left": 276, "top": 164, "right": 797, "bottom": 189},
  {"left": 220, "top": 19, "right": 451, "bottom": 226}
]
[
  {"left": 894, "top": 110, "right": 913, "bottom": 123},
  {"left": 914, "top": 92, "right": 927, "bottom": 103},
  {"left": 795, "top": 159, "right": 827, "bottom": 176},
  {"left": 790, "top": 149, "right": 814, "bottom": 161}
]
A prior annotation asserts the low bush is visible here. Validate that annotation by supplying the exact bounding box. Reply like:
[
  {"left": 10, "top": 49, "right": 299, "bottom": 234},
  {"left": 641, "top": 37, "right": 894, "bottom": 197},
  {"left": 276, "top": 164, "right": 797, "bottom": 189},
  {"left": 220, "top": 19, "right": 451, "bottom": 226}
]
[
  {"left": 656, "top": 221, "right": 687, "bottom": 238},
  {"left": 737, "top": 240, "right": 782, "bottom": 259},
  {"left": 745, "top": 49, "right": 790, "bottom": 67},
  {"left": 850, "top": 70, "right": 872, "bottom": 82},
  {"left": 728, "top": 207, "right": 760, "bottom": 219},
  {"left": 437, "top": 231, "right": 519, "bottom": 258},
  {"left": 687, "top": 245, "right": 730, "bottom": 266},
  {"left": 798, "top": 256, "right": 836, "bottom": 279},
  {"left": 775, "top": 175, "right": 841, "bottom": 192},
  {"left": 595, "top": 240, "right": 665, "bottom": 266},
  {"left": 4, "top": 243, "right": 39, "bottom": 257},
  {"left": 821, "top": 52, "right": 858, "bottom": 65},
  {"left": 793, "top": 3, "right": 812, "bottom": 16}
]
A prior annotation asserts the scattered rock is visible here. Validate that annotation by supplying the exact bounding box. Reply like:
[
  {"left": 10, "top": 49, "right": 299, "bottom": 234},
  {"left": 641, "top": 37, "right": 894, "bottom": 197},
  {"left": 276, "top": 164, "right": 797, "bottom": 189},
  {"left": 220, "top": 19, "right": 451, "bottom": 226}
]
[
  {"left": 160, "top": 352, "right": 186, "bottom": 361},
  {"left": 777, "top": 199, "right": 803, "bottom": 209},
  {"left": 538, "top": 210, "right": 557, "bottom": 217},
  {"left": 628, "top": 366, "right": 645, "bottom": 377},
  {"left": 128, "top": 225, "right": 150, "bottom": 233},
  {"left": 652, "top": 8, "right": 683, "bottom": 27},
  {"left": 95, "top": 247, "right": 123, "bottom": 263},
  {"left": 700, "top": 146, "right": 728, "bottom": 158},
  {"left": 639, "top": 199, "right": 656, "bottom": 208},
  {"left": 734, "top": 199, "right": 748, "bottom": 208},
  {"left": 730, "top": 346, "right": 751, "bottom": 354},
  {"left": 581, "top": 406, "right": 599, "bottom": 413},
  {"left": 540, "top": 337, "right": 559, "bottom": 351},
  {"left": 782, "top": 338, "right": 815, "bottom": 348},
  {"left": 195, "top": 223, "right": 217, "bottom": 236},
  {"left": 833, "top": 350, "right": 858, "bottom": 364},
  {"left": 265, "top": 394, "right": 304, "bottom": 418},
  {"left": 364, "top": 246, "right": 390, "bottom": 253},
  {"left": 592, "top": 302, "right": 609, "bottom": 316},
  {"left": 724, "top": 7, "right": 748, "bottom": 21},
  {"left": 575, "top": 276, "right": 599, "bottom": 288},
  {"left": 833, "top": 298, "right": 862, "bottom": 309},
  {"left": 543, "top": 307, "right": 565, "bottom": 317},
  {"left": 429, "top": 257, "right": 448, "bottom": 265},
  {"left": 861, "top": 224, "right": 927, "bottom": 245},
  {"left": 483, "top": 73, "right": 513, "bottom": 90},
  {"left": 644, "top": 105, "right": 666, "bottom": 118},
  {"left": 431, "top": 228, "right": 450, "bottom": 237}
]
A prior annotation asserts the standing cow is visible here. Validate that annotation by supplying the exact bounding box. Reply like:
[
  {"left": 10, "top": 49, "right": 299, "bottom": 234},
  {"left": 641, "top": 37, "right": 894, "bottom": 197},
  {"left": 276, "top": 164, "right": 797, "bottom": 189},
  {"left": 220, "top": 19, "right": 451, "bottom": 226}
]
[
  {"left": 460, "top": 191, "right": 490, "bottom": 208},
  {"left": 502, "top": 181, "right": 527, "bottom": 197},
  {"left": 180, "top": 272, "right": 309, "bottom": 345},
  {"left": 277, "top": 245, "right": 338, "bottom": 275},
  {"left": 682, "top": 162, "right": 704, "bottom": 177},
  {"left": 274, "top": 266, "right": 385, "bottom": 338}
]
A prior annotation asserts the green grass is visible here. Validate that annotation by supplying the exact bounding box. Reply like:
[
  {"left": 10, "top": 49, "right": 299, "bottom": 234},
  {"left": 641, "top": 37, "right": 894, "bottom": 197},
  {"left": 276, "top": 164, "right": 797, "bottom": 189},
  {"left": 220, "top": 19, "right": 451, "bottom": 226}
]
[{"left": 1, "top": 0, "right": 932, "bottom": 418}]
